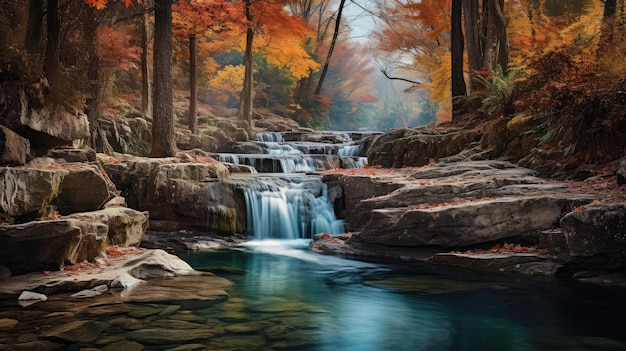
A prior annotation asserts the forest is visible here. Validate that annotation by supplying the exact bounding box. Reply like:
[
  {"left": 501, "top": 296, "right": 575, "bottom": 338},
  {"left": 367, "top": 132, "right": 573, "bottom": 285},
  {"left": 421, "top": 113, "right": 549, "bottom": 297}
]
[{"left": 0, "top": 0, "right": 625, "bottom": 166}]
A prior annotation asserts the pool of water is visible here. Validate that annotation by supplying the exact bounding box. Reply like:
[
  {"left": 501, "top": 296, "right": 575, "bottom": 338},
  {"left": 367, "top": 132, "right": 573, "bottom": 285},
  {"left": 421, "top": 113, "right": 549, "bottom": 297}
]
[
  {"left": 179, "top": 239, "right": 626, "bottom": 351},
  {"left": 1, "top": 240, "right": 625, "bottom": 350}
]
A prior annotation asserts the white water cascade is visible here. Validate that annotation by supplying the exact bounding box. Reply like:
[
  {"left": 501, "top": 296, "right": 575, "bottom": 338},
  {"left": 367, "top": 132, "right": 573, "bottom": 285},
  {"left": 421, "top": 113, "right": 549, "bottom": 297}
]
[
  {"left": 220, "top": 131, "right": 378, "bottom": 240},
  {"left": 240, "top": 175, "right": 344, "bottom": 239}
]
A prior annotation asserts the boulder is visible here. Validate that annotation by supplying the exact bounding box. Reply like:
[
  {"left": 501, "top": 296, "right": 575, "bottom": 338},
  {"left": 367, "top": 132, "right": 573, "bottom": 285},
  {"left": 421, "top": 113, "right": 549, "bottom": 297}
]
[
  {"left": 18, "top": 89, "right": 90, "bottom": 154},
  {"left": 0, "top": 125, "right": 30, "bottom": 166},
  {"left": 0, "top": 166, "right": 66, "bottom": 217},
  {"left": 54, "top": 163, "right": 115, "bottom": 214},
  {"left": 66, "top": 207, "right": 149, "bottom": 246},
  {"left": 0, "top": 219, "right": 106, "bottom": 274},
  {"left": 0, "top": 159, "right": 115, "bottom": 219},
  {"left": 322, "top": 173, "right": 405, "bottom": 221},
  {"left": 352, "top": 196, "right": 567, "bottom": 248},
  {"left": 560, "top": 203, "right": 626, "bottom": 270},
  {"left": 103, "top": 155, "right": 242, "bottom": 234},
  {"left": 366, "top": 127, "right": 481, "bottom": 168},
  {"left": 41, "top": 320, "right": 109, "bottom": 343},
  {"left": 326, "top": 160, "right": 579, "bottom": 231}
]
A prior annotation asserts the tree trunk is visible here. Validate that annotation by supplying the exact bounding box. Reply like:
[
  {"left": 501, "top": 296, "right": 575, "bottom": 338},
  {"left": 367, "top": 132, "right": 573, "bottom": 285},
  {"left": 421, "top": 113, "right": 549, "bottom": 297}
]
[
  {"left": 463, "top": 0, "right": 483, "bottom": 73},
  {"left": 463, "top": 0, "right": 483, "bottom": 92},
  {"left": 314, "top": 0, "right": 346, "bottom": 95},
  {"left": 451, "top": 0, "right": 467, "bottom": 119},
  {"left": 141, "top": 11, "right": 152, "bottom": 119},
  {"left": 239, "top": 1, "right": 254, "bottom": 138},
  {"left": 483, "top": 0, "right": 509, "bottom": 73},
  {"left": 188, "top": 34, "right": 198, "bottom": 134},
  {"left": 44, "top": 0, "right": 62, "bottom": 90},
  {"left": 150, "top": 0, "right": 177, "bottom": 157},
  {"left": 604, "top": 0, "right": 617, "bottom": 17},
  {"left": 25, "top": 0, "right": 44, "bottom": 54},
  {"left": 85, "top": 7, "right": 100, "bottom": 124}
]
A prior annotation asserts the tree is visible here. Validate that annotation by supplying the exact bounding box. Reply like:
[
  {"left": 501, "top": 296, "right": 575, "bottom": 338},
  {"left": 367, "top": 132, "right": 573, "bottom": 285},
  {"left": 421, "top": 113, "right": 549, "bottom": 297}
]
[
  {"left": 25, "top": 0, "right": 44, "bottom": 53},
  {"left": 604, "top": 0, "right": 617, "bottom": 17},
  {"left": 232, "top": 0, "right": 318, "bottom": 137},
  {"left": 173, "top": 0, "right": 242, "bottom": 134},
  {"left": 239, "top": 0, "right": 255, "bottom": 137},
  {"left": 451, "top": 0, "right": 466, "bottom": 118},
  {"left": 140, "top": 10, "right": 152, "bottom": 118},
  {"left": 464, "top": 0, "right": 510, "bottom": 74},
  {"left": 314, "top": 0, "right": 345, "bottom": 95},
  {"left": 150, "top": 0, "right": 177, "bottom": 157},
  {"left": 44, "top": 0, "right": 62, "bottom": 90}
]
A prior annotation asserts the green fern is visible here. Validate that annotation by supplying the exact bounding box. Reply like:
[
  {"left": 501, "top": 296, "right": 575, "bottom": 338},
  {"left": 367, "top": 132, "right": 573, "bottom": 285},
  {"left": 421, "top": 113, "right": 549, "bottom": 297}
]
[{"left": 472, "top": 66, "right": 518, "bottom": 116}]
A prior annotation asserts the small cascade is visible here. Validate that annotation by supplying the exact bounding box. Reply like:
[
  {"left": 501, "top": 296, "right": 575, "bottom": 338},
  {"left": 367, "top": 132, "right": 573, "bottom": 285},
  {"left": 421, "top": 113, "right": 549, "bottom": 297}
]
[
  {"left": 214, "top": 154, "right": 315, "bottom": 173},
  {"left": 238, "top": 175, "right": 344, "bottom": 239},
  {"left": 256, "top": 132, "right": 284, "bottom": 142},
  {"left": 338, "top": 144, "right": 360, "bottom": 157},
  {"left": 218, "top": 130, "right": 380, "bottom": 240}
]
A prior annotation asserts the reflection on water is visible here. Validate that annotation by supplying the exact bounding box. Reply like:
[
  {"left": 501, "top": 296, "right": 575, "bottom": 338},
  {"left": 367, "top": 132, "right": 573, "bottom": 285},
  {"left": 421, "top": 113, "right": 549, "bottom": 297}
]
[
  {"left": 182, "top": 240, "right": 626, "bottom": 351},
  {"left": 0, "top": 240, "right": 625, "bottom": 350}
]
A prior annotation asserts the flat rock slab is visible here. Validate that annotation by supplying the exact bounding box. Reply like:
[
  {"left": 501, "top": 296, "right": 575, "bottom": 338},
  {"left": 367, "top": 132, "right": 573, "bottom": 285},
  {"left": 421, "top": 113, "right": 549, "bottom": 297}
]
[
  {"left": 0, "top": 249, "right": 230, "bottom": 301},
  {"left": 429, "top": 252, "right": 561, "bottom": 275}
]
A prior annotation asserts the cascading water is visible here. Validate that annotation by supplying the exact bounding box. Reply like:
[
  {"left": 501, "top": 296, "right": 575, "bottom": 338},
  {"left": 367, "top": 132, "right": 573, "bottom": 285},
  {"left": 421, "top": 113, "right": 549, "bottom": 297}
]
[
  {"left": 220, "top": 131, "right": 376, "bottom": 240},
  {"left": 240, "top": 175, "right": 344, "bottom": 240}
]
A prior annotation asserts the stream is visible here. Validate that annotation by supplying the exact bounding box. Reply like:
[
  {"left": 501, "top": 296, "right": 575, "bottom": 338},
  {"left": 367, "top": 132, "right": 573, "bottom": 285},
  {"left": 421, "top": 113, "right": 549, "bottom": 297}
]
[{"left": 0, "top": 132, "right": 625, "bottom": 350}]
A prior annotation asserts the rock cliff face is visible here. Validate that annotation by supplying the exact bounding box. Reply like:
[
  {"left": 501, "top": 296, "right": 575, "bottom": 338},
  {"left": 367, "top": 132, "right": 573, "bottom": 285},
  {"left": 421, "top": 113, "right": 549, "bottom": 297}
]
[
  {"left": 102, "top": 151, "right": 246, "bottom": 236},
  {"left": 366, "top": 128, "right": 481, "bottom": 168},
  {"left": 0, "top": 151, "right": 148, "bottom": 276}
]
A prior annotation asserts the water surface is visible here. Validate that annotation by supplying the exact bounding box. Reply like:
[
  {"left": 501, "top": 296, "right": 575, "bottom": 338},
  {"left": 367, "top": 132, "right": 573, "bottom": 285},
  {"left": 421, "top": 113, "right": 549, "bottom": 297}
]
[
  {"left": 1, "top": 240, "right": 625, "bottom": 350},
  {"left": 179, "top": 240, "right": 626, "bottom": 351}
]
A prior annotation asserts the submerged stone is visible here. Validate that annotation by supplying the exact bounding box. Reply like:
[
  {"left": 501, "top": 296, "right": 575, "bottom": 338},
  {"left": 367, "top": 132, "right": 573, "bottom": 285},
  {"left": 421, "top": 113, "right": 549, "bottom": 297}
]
[{"left": 41, "top": 320, "right": 109, "bottom": 343}]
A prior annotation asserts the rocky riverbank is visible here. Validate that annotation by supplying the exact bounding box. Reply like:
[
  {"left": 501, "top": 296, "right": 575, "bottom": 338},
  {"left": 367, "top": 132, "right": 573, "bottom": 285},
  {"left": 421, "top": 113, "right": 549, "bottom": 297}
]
[{"left": 311, "top": 128, "right": 626, "bottom": 287}]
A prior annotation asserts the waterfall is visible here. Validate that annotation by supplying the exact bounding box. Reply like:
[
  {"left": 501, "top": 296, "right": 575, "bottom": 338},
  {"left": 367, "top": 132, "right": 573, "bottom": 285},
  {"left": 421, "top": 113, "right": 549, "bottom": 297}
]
[
  {"left": 217, "top": 131, "right": 378, "bottom": 240},
  {"left": 240, "top": 175, "right": 344, "bottom": 240}
]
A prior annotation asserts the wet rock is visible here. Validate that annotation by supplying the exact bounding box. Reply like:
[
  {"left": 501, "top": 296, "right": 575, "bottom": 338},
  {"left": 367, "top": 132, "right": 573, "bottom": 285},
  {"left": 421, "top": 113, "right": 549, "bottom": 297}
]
[
  {"left": 428, "top": 252, "right": 557, "bottom": 275},
  {"left": 0, "top": 318, "right": 19, "bottom": 331},
  {"left": 128, "top": 305, "right": 166, "bottom": 319},
  {"left": 0, "top": 125, "right": 30, "bottom": 166},
  {"left": 107, "top": 317, "right": 144, "bottom": 331},
  {"left": 127, "top": 328, "right": 214, "bottom": 344},
  {"left": 41, "top": 320, "right": 109, "bottom": 343},
  {"left": 11, "top": 340, "right": 65, "bottom": 351},
  {"left": 560, "top": 202, "right": 626, "bottom": 270},
  {"left": 158, "top": 305, "right": 181, "bottom": 317},
  {"left": 102, "top": 340, "right": 145, "bottom": 351},
  {"left": 120, "top": 274, "right": 231, "bottom": 308},
  {"left": 224, "top": 321, "right": 265, "bottom": 334},
  {"left": 165, "top": 344, "right": 206, "bottom": 351},
  {"left": 70, "top": 284, "right": 108, "bottom": 298},
  {"left": 217, "top": 311, "right": 250, "bottom": 323},
  {"left": 148, "top": 319, "right": 208, "bottom": 330},
  {"left": 576, "top": 272, "right": 626, "bottom": 288}
]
